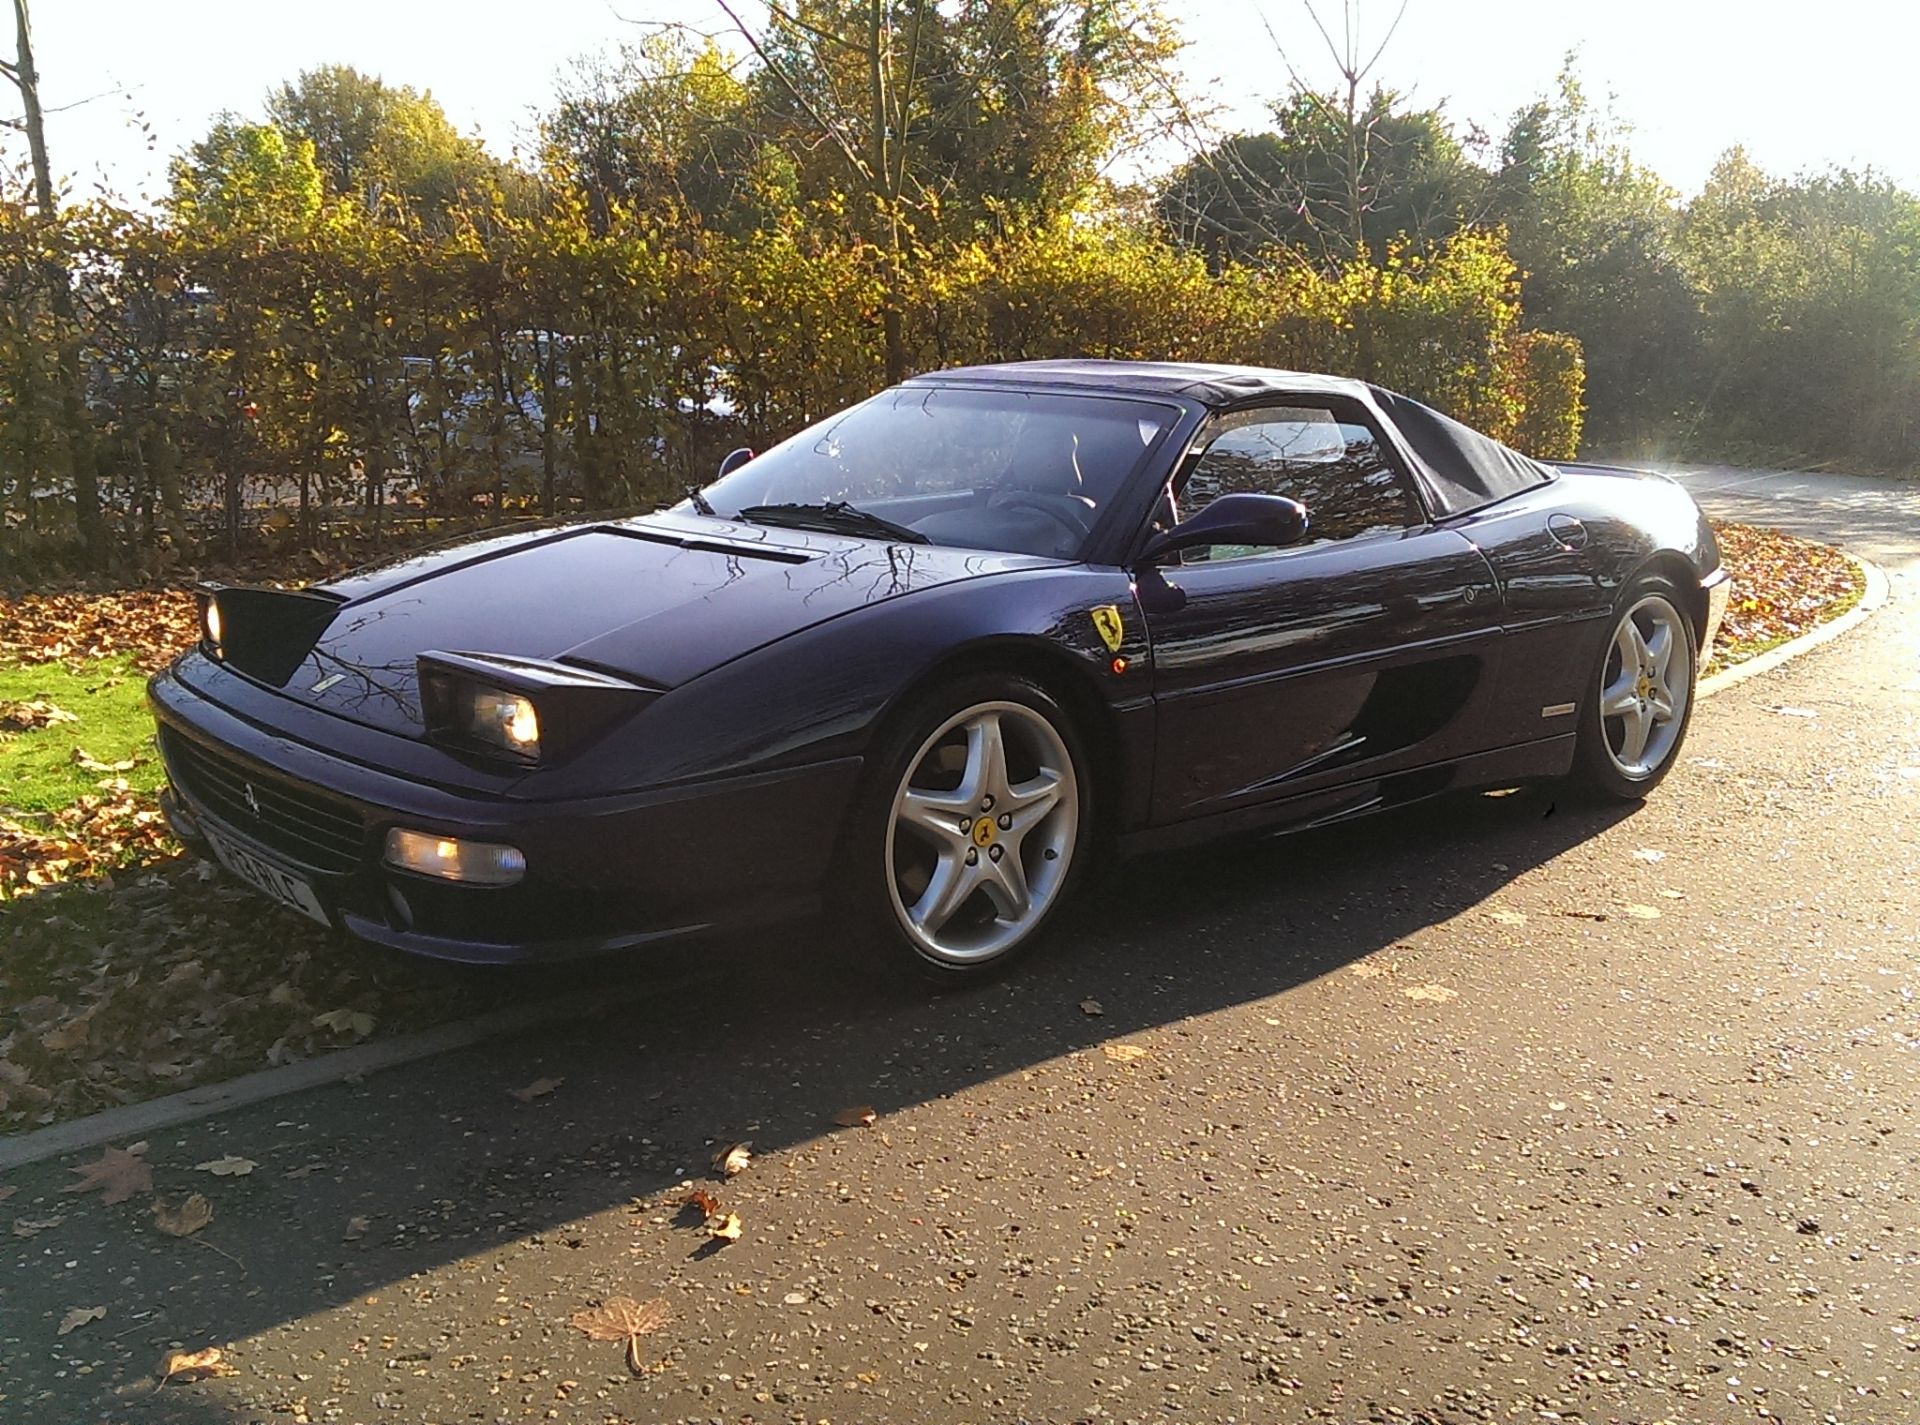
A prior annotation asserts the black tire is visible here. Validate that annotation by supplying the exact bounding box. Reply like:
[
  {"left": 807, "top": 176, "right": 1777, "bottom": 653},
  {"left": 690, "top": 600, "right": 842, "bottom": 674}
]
[
  {"left": 838, "top": 671, "right": 1093, "bottom": 985},
  {"left": 1567, "top": 572, "right": 1699, "bottom": 801}
]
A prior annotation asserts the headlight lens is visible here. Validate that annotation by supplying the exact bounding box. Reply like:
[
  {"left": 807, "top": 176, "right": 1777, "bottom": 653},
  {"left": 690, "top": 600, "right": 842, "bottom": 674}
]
[
  {"left": 470, "top": 690, "right": 540, "bottom": 756},
  {"left": 202, "top": 595, "right": 223, "bottom": 655},
  {"left": 384, "top": 828, "right": 526, "bottom": 885}
]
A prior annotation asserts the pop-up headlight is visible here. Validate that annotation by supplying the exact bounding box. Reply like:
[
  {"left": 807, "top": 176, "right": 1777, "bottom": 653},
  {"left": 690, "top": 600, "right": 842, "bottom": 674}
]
[
  {"left": 417, "top": 651, "right": 655, "bottom": 766},
  {"left": 200, "top": 591, "right": 224, "bottom": 656},
  {"left": 193, "top": 583, "right": 343, "bottom": 684}
]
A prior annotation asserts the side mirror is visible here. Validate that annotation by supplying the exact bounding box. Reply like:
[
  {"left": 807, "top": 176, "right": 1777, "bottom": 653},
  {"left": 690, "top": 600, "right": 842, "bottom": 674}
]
[
  {"left": 1136, "top": 493, "right": 1309, "bottom": 565},
  {"left": 717, "top": 447, "right": 756, "bottom": 478}
]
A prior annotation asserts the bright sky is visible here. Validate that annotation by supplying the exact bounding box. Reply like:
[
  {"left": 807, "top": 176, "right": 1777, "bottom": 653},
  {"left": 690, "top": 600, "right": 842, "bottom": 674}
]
[{"left": 14, "top": 0, "right": 1920, "bottom": 206}]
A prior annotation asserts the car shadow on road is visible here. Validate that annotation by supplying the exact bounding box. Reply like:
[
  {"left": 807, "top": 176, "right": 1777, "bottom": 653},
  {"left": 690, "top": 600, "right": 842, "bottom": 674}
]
[{"left": 15, "top": 784, "right": 1640, "bottom": 1422}]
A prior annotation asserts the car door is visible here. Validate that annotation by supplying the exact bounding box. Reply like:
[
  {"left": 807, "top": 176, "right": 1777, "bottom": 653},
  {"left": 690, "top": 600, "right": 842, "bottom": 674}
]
[{"left": 1139, "top": 398, "right": 1505, "bottom": 825}]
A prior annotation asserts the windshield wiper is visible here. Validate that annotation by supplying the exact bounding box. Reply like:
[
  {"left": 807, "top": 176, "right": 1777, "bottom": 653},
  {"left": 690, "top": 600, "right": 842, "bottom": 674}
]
[{"left": 733, "top": 501, "right": 930, "bottom": 545}]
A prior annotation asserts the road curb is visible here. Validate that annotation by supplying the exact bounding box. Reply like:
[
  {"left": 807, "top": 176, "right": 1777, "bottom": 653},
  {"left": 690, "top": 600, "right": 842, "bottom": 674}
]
[
  {"left": 0, "top": 980, "right": 655, "bottom": 1171},
  {"left": 1696, "top": 550, "right": 1889, "bottom": 701},
  {"left": 2, "top": 550, "right": 1891, "bottom": 1175}
]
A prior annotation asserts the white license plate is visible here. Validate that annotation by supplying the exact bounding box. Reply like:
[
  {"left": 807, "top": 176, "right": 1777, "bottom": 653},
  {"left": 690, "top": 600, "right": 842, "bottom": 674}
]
[{"left": 203, "top": 823, "right": 332, "bottom": 927}]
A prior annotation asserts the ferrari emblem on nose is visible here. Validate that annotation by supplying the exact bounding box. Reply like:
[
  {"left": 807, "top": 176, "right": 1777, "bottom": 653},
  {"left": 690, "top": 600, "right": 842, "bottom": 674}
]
[{"left": 1090, "top": 604, "right": 1125, "bottom": 654}]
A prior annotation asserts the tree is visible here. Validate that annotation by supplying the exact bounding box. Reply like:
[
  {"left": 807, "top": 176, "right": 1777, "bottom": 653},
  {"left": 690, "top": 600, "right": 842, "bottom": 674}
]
[
  {"left": 2, "top": 0, "right": 104, "bottom": 566},
  {"left": 266, "top": 65, "right": 494, "bottom": 223},
  {"left": 1682, "top": 152, "right": 1920, "bottom": 468},
  {"left": 700, "top": 0, "right": 1183, "bottom": 380},
  {"left": 543, "top": 35, "right": 754, "bottom": 232},
  {"left": 1157, "top": 87, "right": 1482, "bottom": 267},
  {"left": 1482, "top": 62, "right": 1698, "bottom": 449}
]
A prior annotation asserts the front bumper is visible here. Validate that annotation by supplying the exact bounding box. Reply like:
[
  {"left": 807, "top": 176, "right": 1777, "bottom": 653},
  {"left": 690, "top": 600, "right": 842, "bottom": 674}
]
[{"left": 151, "top": 667, "right": 862, "bottom": 964}]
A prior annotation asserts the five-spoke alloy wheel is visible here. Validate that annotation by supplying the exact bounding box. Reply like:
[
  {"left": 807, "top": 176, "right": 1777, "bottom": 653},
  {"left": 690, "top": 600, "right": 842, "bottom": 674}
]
[
  {"left": 850, "top": 674, "right": 1089, "bottom": 980},
  {"left": 1572, "top": 576, "right": 1698, "bottom": 799}
]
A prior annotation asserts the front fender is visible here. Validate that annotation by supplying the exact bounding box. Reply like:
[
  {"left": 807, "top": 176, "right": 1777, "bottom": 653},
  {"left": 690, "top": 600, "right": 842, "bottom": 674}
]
[{"left": 524, "top": 566, "right": 1153, "bottom": 805}]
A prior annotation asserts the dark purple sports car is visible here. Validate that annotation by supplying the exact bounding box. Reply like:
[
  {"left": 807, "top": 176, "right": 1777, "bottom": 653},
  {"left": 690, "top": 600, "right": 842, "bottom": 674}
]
[{"left": 150, "top": 361, "right": 1730, "bottom": 979}]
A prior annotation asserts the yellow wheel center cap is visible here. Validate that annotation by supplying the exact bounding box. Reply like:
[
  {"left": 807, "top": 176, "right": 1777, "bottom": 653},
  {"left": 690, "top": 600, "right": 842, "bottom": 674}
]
[
  {"left": 971, "top": 818, "right": 997, "bottom": 849},
  {"left": 1636, "top": 674, "right": 1652, "bottom": 699}
]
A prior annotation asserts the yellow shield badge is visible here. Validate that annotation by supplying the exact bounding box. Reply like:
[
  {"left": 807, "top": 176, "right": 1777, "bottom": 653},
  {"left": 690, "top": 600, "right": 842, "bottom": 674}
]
[{"left": 1090, "top": 604, "right": 1125, "bottom": 654}]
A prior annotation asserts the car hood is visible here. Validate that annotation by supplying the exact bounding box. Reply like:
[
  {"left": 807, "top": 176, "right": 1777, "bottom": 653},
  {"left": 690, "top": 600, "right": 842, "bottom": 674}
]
[{"left": 275, "top": 514, "right": 1052, "bottom": 737}]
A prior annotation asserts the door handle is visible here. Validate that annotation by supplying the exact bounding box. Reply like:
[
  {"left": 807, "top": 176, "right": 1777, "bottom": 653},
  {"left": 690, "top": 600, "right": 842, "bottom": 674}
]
[{"left": 1547, "top": 514, "right": 1588, "bottom": 550}]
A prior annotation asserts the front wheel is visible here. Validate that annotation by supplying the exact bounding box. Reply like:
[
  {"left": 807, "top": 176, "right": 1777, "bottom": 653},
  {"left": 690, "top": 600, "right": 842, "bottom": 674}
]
[
  {"left": 847, "top": 674, "right": 1090, "bottom": 982},
  {"left": 1569, "top": 577, "right": 1698, "bottom": 800}
]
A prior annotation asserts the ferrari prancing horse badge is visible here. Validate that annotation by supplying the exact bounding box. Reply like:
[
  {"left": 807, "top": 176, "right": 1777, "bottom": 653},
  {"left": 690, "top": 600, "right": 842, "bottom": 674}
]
[{"left": 1090, "top": 604, "right": 1125, "bottom": 653}]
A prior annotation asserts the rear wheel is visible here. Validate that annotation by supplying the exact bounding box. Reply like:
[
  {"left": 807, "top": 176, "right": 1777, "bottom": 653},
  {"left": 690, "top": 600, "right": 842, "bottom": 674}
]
[
  {"left": 1569, "top": 576, "right": 1697, "bottom": 800},
  {"left": 848, "top": 674, "right": 1090, "bottom": 982}
]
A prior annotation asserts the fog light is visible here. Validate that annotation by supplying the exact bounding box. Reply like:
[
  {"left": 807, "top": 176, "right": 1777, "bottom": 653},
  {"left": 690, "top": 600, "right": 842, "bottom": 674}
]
[{"left": 383, "top": 828, "right": 526, "bottom": 886}]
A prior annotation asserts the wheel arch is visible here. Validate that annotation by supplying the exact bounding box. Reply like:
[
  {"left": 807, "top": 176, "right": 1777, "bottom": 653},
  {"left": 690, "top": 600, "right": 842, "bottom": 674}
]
[
  {"left": 874, "top": 635, "right": 1129, "bottom": 842},
  {"left": 1629, "top": 550, "right": 1711, "bottom": 648}
]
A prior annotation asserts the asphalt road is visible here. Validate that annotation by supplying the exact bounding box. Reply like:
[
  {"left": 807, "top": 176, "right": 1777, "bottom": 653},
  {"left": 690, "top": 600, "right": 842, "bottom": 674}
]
[{"left": 3, "top": 466, "right": 1916, "bottom": 1425}]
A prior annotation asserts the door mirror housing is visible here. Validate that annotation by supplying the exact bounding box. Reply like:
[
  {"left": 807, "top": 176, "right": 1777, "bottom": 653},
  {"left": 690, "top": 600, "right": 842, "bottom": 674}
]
[
  {"left": 717, "top": 446, "right": 756, "bottom": 478},
  {"left": 1136, "top": 493, "right": 1310, "bottom": 565}
]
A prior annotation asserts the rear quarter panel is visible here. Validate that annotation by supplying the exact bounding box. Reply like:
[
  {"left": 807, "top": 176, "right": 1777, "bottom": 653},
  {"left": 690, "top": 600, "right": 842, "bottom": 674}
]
[{"left": 1446, "top": 466, "right": 1718, "bottom": 746}]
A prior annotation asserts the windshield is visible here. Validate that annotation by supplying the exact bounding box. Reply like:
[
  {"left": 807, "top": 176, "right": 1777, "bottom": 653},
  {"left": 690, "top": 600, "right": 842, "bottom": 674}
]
[{"left": 694, "top": 385, "right": 1178, "bottom": 559}]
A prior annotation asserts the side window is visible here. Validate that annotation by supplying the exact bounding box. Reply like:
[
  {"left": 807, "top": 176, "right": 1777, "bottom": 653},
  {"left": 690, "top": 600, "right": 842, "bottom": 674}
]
[{"left": 1176, "top": 405, "right": 1416, "bottom": 561}]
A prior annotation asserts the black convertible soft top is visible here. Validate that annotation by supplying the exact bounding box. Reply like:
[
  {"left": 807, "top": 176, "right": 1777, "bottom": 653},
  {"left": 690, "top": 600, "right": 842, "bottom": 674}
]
[{"left": 1368, "top": 388, "right": 1556, "bottom": 515}]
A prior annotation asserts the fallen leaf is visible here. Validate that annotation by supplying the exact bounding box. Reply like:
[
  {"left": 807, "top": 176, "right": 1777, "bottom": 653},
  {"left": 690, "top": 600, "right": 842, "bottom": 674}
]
[
  {"left": 0, "top": 699, "right": 79, "bottom": 731},
  {"left": 1549, "top": 1099, "right": 1569, "bottom": 1112},
  {"left": 12, "top": 1215, "right": 64, "bottom": 1237},
  {"left": 1351, "top": 962, "right": 1387, "bottom": 978},
  {"left": 157, "top": 1346, "right": 236, "bottom": 1384},
  {"left": 1078, "top": 998, "right": 1105, "bottom": 1016},
  {"left": 1657, "top": 888, "right": 1685, "bottom": 899},
  {"left": 684, "top": 1187, "right": 722, "bottom": 1218},
  {"left": 707, "top": 1212, "right": 743, "bottom": 1242},
  {"left": 1621, "top": 904, "right": 1663, "bottom": 920},
  {"left": 195, "top": 1155, "right": 256, "bottom": 1177},
  {"left": 570, "top": 1295, "right": 671, "bottom": 1376},
  {"left": 0, "top": 1186, "right": 16, "bottom": 1204},
  {"left": 57, "top": 1305, "right": 106, "bottom": 1336},
  {"left": 62, "top": 1145, "right": 152, "bottom": 1205},
  {"left": 312, "top": 1008, "right": 374, "bottom": 1038},
  {"left": 1771, "top": 706, "right": 1819, "bottom": 718},
  {"left": 571, "top": 1294, "right": 671, "bottom": 1342},
  {"left": 343, "top": 1215, "right": 370, "bottom": 1241},
  {"left": 152, "top": 1193, "right": 213, "bottom": 1238},
  {"left": 1632, "top": 848, "right": 1667, "bottom": 863},
  {"left": 833, "top": 1105, "right": 877, "bottom": 1127},
  {"left": 71, "top": 747, "right": 138, "bottom": 773},
  {"left": 509, "top": 1075, "right": 564, "bottom": 1103},
  {"left": 1403, "top": 983, "right": 1458, "bottom": 1003},
  {"left": 40, "top": 1009, "right": 98, "bottom": 1053},
  {"left": 1102, "top": 1043, "right": 1150, "bottom": 1064},
  {"left": 1487, "top": 908, "right": 1527, "bottom": 925},
  {"left": 712, "top": 1143, "right": 752, "bottom": 1178}
]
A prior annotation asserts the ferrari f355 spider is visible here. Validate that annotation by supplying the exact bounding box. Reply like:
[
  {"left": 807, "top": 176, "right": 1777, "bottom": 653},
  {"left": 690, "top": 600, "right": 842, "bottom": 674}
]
[{"left": 151, "top": 361, "right": 1730, "bottom": 978}]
